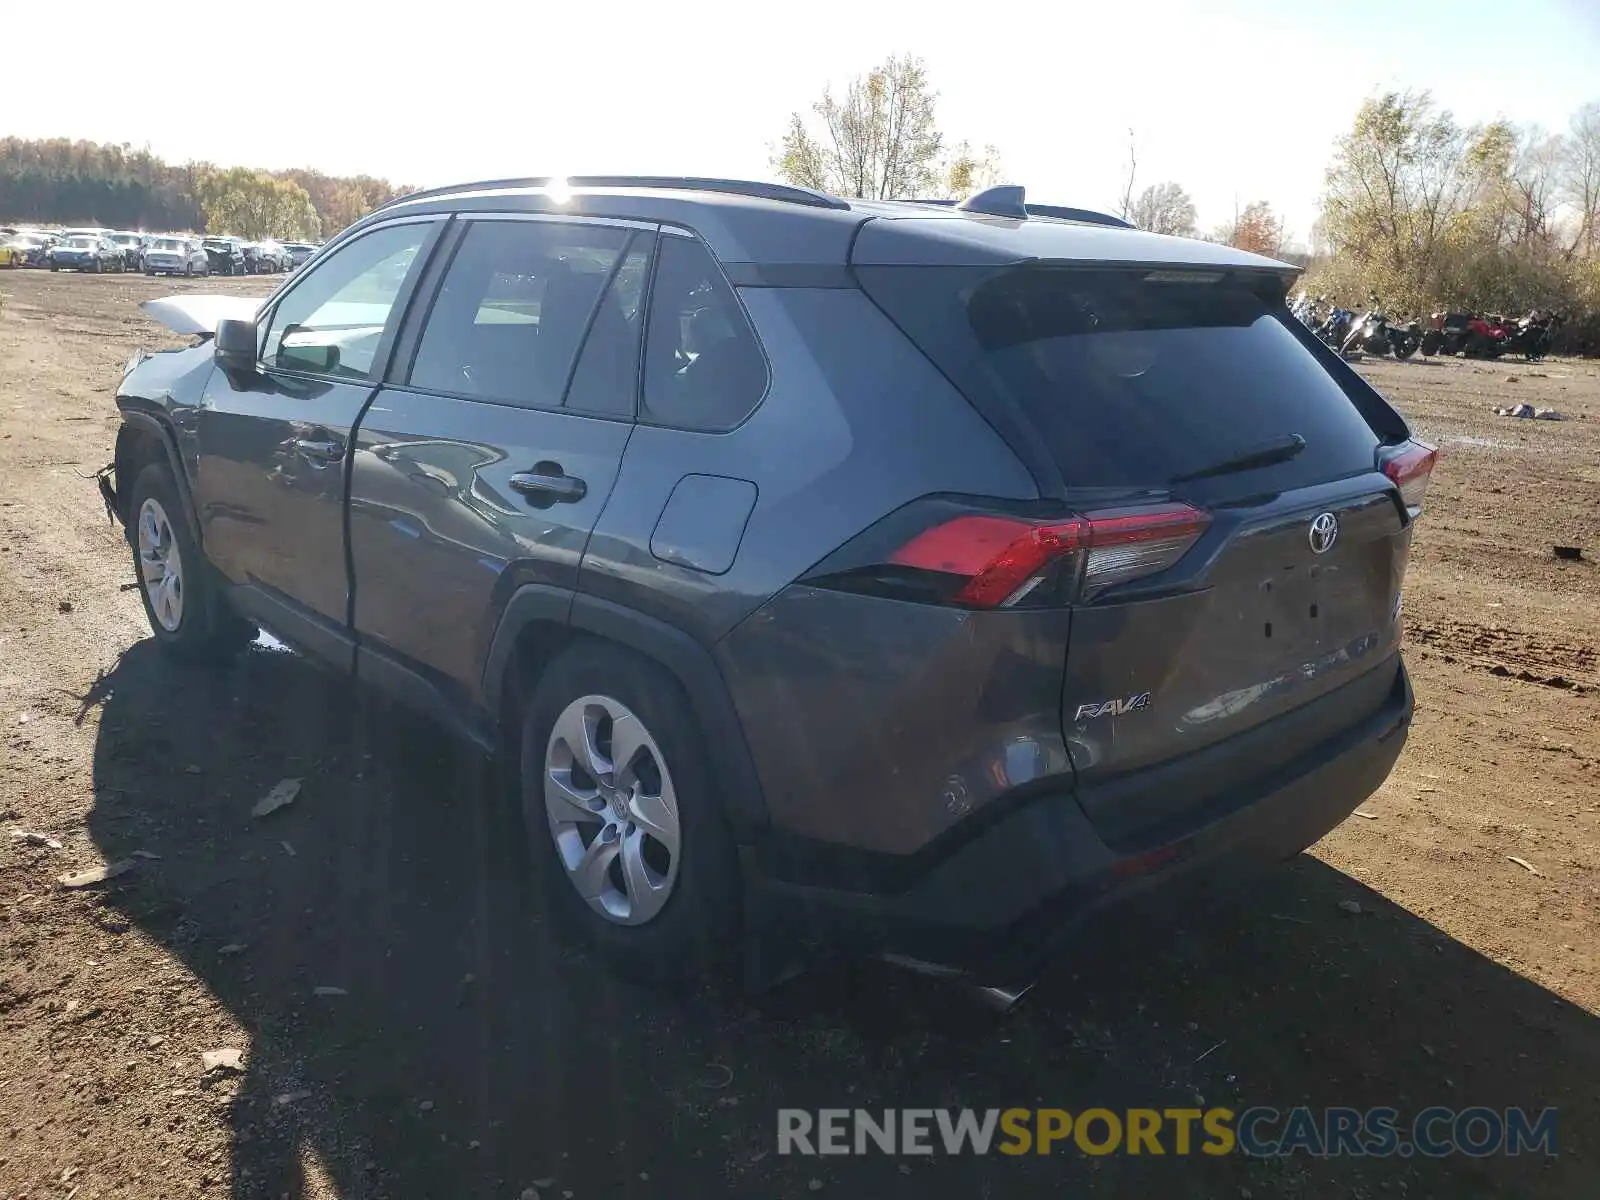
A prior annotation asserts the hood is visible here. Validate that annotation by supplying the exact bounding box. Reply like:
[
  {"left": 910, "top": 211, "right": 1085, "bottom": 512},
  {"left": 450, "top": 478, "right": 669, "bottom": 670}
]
[{"left": 140, "top": 294, "right": 263, "bottom": 338}]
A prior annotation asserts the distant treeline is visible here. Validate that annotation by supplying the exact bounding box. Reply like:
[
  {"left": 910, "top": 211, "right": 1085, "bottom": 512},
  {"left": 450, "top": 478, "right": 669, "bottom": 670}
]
[{"left": 0, "top": 137, "right": 413, "bottom": 239}]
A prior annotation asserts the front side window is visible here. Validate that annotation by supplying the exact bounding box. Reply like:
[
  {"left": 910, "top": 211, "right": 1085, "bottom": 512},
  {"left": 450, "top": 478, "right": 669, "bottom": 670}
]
[
  {"left": 640, "top": 235, "right": 766, "bottom": 431},
  {"left": 260, "top": 221, "right": 433, "bottom": 380},
  {"left": 408, "top": 219, "right": 633, "bottom": 409}
]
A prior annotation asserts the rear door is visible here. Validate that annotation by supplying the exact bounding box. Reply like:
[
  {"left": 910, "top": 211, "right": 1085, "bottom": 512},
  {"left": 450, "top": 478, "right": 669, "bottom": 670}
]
[
  {"left": 193, "top": 217, "right": 442, "bottom": 659},
  {"left": 347, "top": 214, "right": 653, "bottom": 698},
  {"left": 856, "top": 262, "right": 1415, "bottom": 834}
]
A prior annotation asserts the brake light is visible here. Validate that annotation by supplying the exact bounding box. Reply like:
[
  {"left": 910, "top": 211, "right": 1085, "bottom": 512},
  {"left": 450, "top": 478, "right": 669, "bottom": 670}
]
[
  {"left": 888, "top": 503, "right": 1209, "bottom": 608},
  {"left": 1380, "top": 440, "right": 1436, "bottom": 519}
]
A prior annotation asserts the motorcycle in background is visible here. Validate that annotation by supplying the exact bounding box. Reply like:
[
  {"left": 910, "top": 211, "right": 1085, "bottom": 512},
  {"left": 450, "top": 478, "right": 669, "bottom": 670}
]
[
  {"left": 1289, "top": 291, "right": 1323, "bottom": 328},
  {"left": 1505, "top": 310, "right": 1561, "bottom": 361},
  {"left": 1341, "top": 297, "right": 1420, "bottom": 359},
  {"left": 1316, "top": 306, "right": 1355, "bottom": 351},
  {"left": 1420, "top": 311, "right": 1509, "bottom": 358}
]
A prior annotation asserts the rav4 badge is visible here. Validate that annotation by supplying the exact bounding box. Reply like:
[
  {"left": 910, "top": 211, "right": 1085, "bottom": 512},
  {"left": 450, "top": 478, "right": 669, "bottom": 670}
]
[{"left": 1073, "top": 692, "right": 1152, "bottom": 721}]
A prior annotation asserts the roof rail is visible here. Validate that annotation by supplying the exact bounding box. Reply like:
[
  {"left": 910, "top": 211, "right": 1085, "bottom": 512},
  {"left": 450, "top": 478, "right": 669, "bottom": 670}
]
[
  {"left": 905, "top": 196, "right": 1133, "bottom": 230},
  {"left": 374, "top": 175, "right": 850, "bottom": 214}
]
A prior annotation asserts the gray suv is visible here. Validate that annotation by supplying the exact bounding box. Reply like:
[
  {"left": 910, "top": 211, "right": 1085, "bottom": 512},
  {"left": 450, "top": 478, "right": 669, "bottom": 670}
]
[{"left": 103, "top": 176, "right": 1429, "bottom": 999}]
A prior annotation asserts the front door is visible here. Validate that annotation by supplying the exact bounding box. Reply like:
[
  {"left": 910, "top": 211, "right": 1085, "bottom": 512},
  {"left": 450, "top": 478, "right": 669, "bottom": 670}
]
[
  {"left": 347, "top": 215, "right": 653, "bottom": 696},
  {"left": 193, "top": 218, "right": 442, "bottom": 656}
]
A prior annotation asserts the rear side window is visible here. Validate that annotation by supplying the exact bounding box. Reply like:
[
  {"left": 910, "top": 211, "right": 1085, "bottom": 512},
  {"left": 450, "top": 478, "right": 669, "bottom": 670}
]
[
  {"left": 641, "top": 234, "right": 767, "bottom": 431},
  {"left": 857, "top": 265, "right": 1383, "bottom": 496},
  {"left": 409, "top": 220, "right": 631, "bottom": 409}
]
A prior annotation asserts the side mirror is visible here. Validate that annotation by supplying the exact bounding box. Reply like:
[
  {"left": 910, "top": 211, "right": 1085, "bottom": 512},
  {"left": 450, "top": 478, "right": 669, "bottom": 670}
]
[
  {"left": 279, "top": 341, "right": 341, "bottom": 374},
  {"left": 214, "top": 317, "right": 258, "bottom": 374}
]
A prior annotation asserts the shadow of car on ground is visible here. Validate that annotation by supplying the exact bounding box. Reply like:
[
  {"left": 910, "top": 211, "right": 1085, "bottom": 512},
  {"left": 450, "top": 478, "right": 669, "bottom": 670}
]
[{"left": 82, "top": 638, "right": 1596, "bottom": 1199}]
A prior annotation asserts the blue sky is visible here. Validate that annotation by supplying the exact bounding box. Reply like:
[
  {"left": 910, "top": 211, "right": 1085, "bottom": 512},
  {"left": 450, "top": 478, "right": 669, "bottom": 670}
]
[{"left": 4, "top": 0, "right": 1597, "bottom": 242}]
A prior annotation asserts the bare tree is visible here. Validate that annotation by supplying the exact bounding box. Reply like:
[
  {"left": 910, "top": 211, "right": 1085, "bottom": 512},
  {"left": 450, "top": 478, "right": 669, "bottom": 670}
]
[
  {"left": 774, "top": 55, "right": 947, "bottom": 199},
  {"left": 1561, "top": 101, "right": 1600, "bottom": 259},
  {"left": 1128, "top": 181, "right": 1197, "bottom": 237},
  {"left": 1116, "top": 129, "right": 1137, "bottom": 220}
]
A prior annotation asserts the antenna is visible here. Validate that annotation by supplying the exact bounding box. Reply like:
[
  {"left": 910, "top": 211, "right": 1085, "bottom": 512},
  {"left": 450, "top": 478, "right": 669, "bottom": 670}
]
[{"left": 956, "top": 185, "right": 1029, "bottom": 219}]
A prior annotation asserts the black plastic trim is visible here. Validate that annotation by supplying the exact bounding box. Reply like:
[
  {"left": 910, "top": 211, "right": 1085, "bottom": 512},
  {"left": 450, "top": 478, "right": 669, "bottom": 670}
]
[
  {"left": 480, "top": 583, "right": 577, "bottom": 711},
  {"left": 479, "top": 586, "right": 770, "bottom": 835},
  {"left": 114, "top": 409, "right": 201, "bottom": 543},
  {"left": 722, "top": 262, "right": 858, "bottom": 289},
  {"left": 227, "top": 583, "right": 356, "bottom": 676},
  {"left": 570, "top": 594, "right": 770, "bottom": 835},
  {"left": 356, "top": 643, "right": 496, "bottom": 753}
]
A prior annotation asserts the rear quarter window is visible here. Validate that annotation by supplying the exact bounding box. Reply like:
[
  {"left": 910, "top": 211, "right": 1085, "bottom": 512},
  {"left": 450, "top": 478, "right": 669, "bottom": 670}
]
[{"left": 857, "top": 264, "right": 1385, "bottom": 498}]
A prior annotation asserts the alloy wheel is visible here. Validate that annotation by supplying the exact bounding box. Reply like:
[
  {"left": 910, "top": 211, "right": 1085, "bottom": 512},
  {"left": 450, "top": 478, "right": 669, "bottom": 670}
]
[
  {"left": 544, "top": 694, "right": 681, "bottom": 926},
  {"left": 137, "top": 497, "right": 184, "bottom": 633}
]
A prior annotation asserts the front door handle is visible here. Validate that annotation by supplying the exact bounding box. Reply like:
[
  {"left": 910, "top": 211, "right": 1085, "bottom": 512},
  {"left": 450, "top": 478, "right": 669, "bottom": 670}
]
[
  {"left": 509, "top": 468, "right": 587, "bottom": 505},
  {"left": 294, "top": 438, "right": 343, "bottom": 463}
]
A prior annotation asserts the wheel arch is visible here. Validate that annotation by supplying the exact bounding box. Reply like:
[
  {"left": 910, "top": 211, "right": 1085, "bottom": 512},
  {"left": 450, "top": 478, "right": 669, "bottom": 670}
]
[
  {"left": 114, "top": 413, "right": 201, "bottom": 544},
  {"left": 484, "top": 586, "right": 770, "bottom": 838}
]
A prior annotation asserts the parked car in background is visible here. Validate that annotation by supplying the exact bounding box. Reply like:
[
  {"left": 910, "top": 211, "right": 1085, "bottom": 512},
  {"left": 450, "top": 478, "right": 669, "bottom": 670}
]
[
  {"left": 255, "top": 241, "right": 290, "bottom": 272},
  {"left": 49, "top": 234, "right": 124, "bottom": 272},
  {"left": 7, "top": 233, "right": 56, "bottom": 267},
  {"left": 103, "top": 175, "right": 1428, "bottom": 999},
  {"left": 280, "top": 241, "right": 318, "bottom": 268},
  {"left": 201, "top": 236, "right": 246, "bottom": 276},
  {"left": 0, "top": 236, "right": 28, "bottom": 268},
  {"left": 142, "top": 236, "right": 209, "bottom": 277},
  {"left": 108, "top": 231, "right": 148, "bottom": 271}
]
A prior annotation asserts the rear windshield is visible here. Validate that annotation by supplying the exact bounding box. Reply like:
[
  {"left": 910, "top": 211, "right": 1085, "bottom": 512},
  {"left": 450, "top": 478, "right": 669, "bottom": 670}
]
[{"left": 857, "top": 265, "right": 1385, "bottom": 495}]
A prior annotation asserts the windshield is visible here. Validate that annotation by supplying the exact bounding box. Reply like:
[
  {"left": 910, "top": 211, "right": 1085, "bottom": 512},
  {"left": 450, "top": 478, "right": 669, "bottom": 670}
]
[
  {"left": 66, "top": 237, "right": 96, "bottom": 249},
  {"left": 153, "top": 238, "right": 184, "bottom": 251}
]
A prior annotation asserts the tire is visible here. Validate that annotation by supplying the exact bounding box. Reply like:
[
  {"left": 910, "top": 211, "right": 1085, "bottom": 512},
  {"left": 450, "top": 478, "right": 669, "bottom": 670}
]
[
  {"left": 126, "top": 462, "right": 255, "bottom": 661},
  {"left": 1393, "top": 337, "right": 1418, "bottom": 360},
  {"left": 1419, "top": 331, "right": 1441, "bottom": 356},
  {"left": 520, "top": 640, "right": 738, "bottom": 982}
]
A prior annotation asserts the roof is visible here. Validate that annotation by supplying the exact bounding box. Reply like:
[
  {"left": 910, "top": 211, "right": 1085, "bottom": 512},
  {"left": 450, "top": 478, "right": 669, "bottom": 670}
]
[{"left": 346, "top": 176, "right": 1293, "bottom": 274}]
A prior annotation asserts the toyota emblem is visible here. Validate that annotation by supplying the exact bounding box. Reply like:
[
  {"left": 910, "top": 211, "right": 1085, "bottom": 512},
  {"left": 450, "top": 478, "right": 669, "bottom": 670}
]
[{"left": 1308, "top": 512, "right": 1339, "bottom": 554}]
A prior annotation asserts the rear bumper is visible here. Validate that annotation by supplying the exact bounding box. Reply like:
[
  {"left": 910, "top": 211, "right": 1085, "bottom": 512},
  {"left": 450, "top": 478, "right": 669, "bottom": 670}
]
[{"left": 743, "top": 657, "right": 1412, "bottom": 987}]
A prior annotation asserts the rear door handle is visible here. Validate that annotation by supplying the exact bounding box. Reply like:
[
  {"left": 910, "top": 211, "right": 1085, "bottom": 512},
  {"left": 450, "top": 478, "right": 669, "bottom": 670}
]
[
  {"left": 294, "top": 438, "right": 343, "bottom": 463},
  {"left": 509, "top": 468, "right": 587, "bottom": 505}
]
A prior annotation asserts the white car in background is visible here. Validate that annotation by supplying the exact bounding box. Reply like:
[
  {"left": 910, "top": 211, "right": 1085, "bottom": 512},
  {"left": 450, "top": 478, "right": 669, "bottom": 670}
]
[{"left": 142, "top": 236, "right": 210, "bottom": 277}]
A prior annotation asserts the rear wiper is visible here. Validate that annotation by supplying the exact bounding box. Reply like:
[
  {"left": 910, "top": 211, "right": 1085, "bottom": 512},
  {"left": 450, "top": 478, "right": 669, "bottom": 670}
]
[{"left": 1170, "top": 433, "right": 1307, "bottom": 483}]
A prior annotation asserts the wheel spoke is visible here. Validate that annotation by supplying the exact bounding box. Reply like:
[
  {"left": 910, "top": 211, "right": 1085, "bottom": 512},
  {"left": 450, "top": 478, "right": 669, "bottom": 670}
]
[
  {"left": 619, "top": 830, "right": 668, "bottom": 921},
  {"left": 608, "top": 714, "right": 651, "bottom": 787},
  {"left": 550, "top": 700, "right": 613, "bottom": 783},
  {"left": 569, "top": 831, "right": 619, "bottom": 899},
  {"left": 545, "top": 768, "right": 603, "bottom": 825},
  {"left": 627, "top": 788, "right": 679, "bottom": 858}
]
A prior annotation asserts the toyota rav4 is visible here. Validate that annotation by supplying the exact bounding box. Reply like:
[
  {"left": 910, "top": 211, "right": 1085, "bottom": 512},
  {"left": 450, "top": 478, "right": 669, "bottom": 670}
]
[{"left": 102, "top": 176, "right": 1429, "bottom": 1000}]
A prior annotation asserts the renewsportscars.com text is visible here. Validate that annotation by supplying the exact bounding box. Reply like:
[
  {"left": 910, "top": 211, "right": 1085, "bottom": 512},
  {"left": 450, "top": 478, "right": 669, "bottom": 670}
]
[{"left": 777, "top": 1106, "right": 1557, "bottom": 1158}]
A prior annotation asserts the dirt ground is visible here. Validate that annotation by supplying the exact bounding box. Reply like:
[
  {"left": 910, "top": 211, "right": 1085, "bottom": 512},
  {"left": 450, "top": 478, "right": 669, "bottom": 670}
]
[{"left": 1, "top": 269, "right": 1597, "bottom": 1199}]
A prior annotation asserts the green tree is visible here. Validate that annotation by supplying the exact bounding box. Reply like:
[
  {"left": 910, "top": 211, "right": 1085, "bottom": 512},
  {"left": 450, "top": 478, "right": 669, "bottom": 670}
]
[
  {"left": 775, "top": 55, "right": 993, "bottom": 200},
  {"left": 193, "top": 167, "right": 320, "bottom": 239}
]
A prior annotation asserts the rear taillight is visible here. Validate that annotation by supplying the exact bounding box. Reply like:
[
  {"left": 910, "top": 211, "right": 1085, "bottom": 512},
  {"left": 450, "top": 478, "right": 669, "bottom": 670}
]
[
  {"left": 828, "top": 501, "right": 1210, "bottom": 609},
  {"left": 1380, "top": 440, "right": 1437, "bottom": 519}
]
